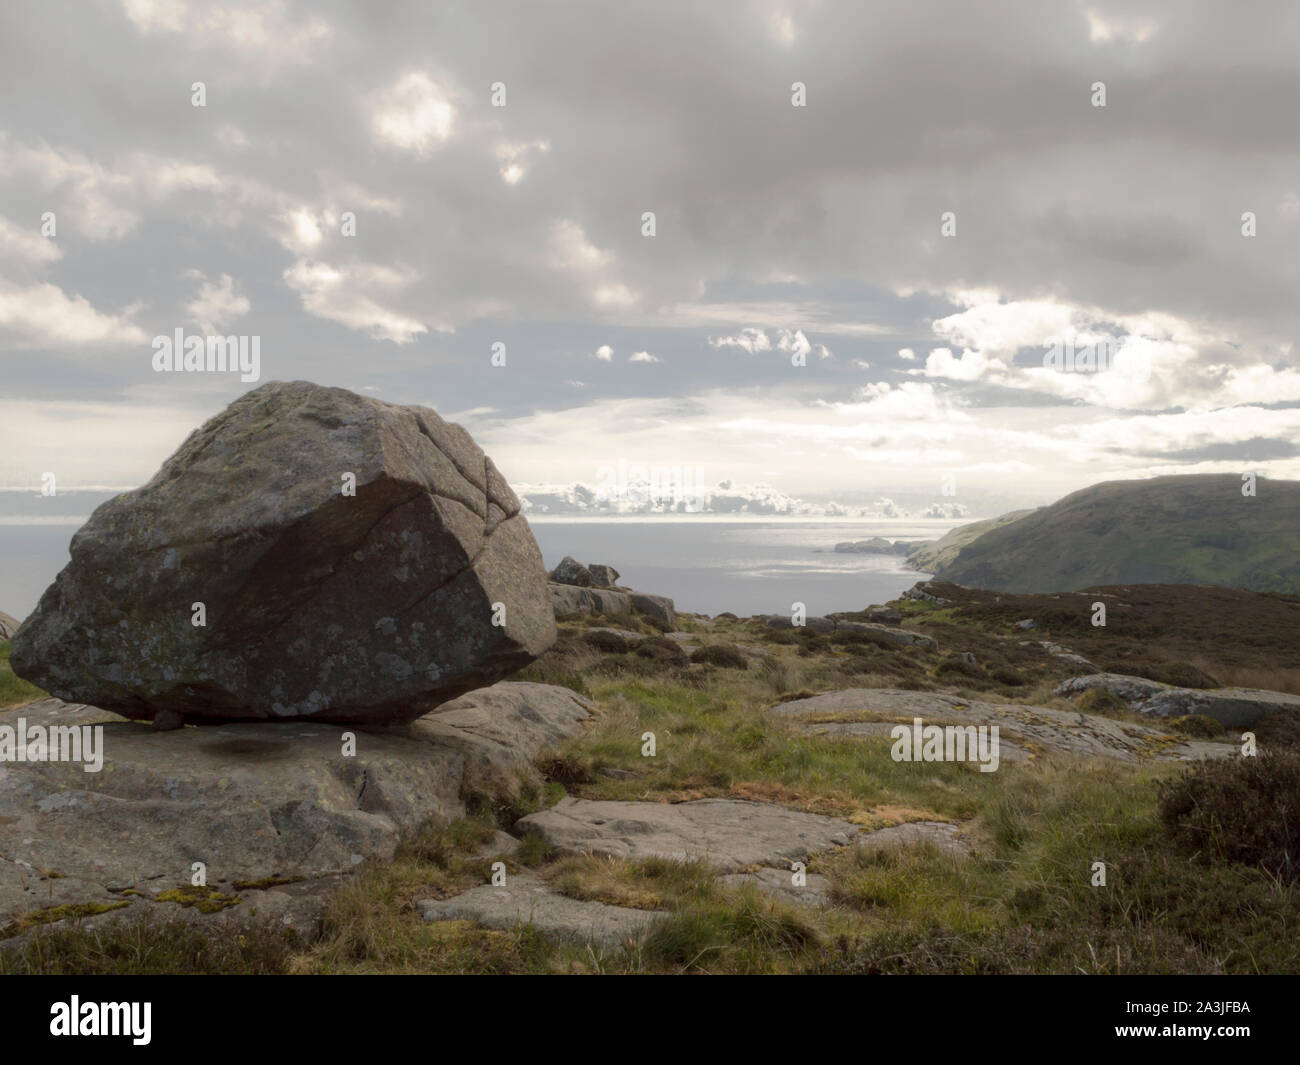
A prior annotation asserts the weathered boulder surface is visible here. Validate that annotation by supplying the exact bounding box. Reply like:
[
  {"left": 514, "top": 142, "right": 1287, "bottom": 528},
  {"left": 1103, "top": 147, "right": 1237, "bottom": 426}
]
[
  {"left": 0, "top": 682, "right": 591, "bottom": 937},
  {"left": 514, "top": 797, "right": 862, "bottom": 871},
  {"left": 587, "top": 564, "right": 620, "bottom": 589},
  {"left": 1056, "top": 673, "right": 1300, "bottom": 728},
  {"left": 10, "top": 381, "right": 556, "bottom": 725},
  {"left": 0, "top": 611, "right": 19, "bottom": 640}
]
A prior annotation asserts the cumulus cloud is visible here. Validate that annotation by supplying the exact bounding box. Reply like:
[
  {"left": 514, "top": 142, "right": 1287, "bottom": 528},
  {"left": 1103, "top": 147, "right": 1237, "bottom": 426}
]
[
  {"left": 282, "top": 259, "right": 429, "bottom": 343},
  {"left": 183, "top": 270, "right": 249, "bottom": 333},
  {"left": 0, "top": 281, "right": 146, "bottom": 346},
  {"left": 369, "top": 72, "right": 457, "bottom": 157}
]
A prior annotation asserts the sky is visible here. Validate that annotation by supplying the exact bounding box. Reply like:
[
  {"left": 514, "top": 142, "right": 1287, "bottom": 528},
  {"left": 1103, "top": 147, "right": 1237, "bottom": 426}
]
[{"left": 1, "top": 0, "right": 1299, "bottom": 518}]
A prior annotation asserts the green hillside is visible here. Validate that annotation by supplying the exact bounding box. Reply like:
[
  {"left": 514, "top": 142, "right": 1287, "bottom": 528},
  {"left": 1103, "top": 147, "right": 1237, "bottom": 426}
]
[
  {"left": 908, "top": 509, "right": 1034, "bottom": 572},
  {"left": 934, "top": 474, "right": 1300, "bottom": 594}
]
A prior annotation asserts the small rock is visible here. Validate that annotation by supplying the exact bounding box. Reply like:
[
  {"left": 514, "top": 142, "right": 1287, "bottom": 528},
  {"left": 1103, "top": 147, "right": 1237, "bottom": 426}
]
[
  {"left": 1015, "top": 619, "right": 1038, "bottom": 630},
  {"left": 151, "top": 709, "right": 185, "bottom": 732},
  {"left": 718, "top": 867, "right": 834, "bottom": 908},
  {"left": 474, "top": 831, "right": 521, "bottom": 860},
  {"left": 629, "top": 592, "right": 677, "bottom": 630},
  {"left": 587, "top": 563, "right": 620, "bottom": 588},
  {"left": 419, "top": 871, "right": 659, "bottom": 944},
  {"left": 550, "top": 556, "right": 594, "bottom": 587}
]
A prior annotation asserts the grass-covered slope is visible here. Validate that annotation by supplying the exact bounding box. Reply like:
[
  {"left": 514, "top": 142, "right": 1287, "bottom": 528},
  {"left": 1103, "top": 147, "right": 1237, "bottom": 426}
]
[
  {"left": 934, "top": 474, "right": 1300, "bottom": 594},
  {"left": 907, "top": 509, "right": 1034, "bottom": 572}
]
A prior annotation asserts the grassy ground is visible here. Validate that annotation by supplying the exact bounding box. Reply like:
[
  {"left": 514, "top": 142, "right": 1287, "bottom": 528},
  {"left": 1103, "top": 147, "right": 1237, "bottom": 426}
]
[
  {"left": 4, "top": 587, "right": 1299, "bottom": 974},
  {"left": 0, "top": 640, "right": 44, "bottom": 709}
]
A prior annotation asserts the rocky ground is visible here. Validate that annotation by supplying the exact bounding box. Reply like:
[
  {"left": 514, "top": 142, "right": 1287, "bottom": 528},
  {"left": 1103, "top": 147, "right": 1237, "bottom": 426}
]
[{"left": 2, "top": 577, "right": 1299, "bottom": 974}]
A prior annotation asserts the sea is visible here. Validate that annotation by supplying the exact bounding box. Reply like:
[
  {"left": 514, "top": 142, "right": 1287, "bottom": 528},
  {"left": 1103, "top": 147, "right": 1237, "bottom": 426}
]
[{"left": 0, "top": 498, "right": 967, "bottom": 622}]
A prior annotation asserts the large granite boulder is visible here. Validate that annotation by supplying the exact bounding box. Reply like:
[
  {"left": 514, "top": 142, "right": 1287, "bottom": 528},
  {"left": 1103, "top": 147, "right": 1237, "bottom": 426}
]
[{"left": 10, "top": 381, "right": 556, "bottom": 725}]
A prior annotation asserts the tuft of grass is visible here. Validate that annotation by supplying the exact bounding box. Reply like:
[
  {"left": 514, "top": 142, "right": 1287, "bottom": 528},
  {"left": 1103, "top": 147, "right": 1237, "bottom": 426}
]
[
  {"left": 0, "top": 916, "right": 299, "bottom": 974},
  {"left": 0, "top": 639, "right": 45, "bottom": 708}
]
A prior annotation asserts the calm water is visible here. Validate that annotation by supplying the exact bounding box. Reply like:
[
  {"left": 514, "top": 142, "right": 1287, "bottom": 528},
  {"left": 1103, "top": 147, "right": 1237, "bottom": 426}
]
[{"left": 0, "top": 516, "right": 966, "bottom": 622}]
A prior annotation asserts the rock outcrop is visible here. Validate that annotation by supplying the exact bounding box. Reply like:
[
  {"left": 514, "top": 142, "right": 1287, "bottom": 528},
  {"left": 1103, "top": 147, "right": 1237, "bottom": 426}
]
[
  {"left": 759, "top": 614, "right": 936, "bottom": 649},
  {"left": 514, "top": 797, "right": 862, "bottom": 871},
  {"left": 549, "top": 556, "right": 594, "bottom": 587},
  {"left": 0, "top": 611, "right": 19, "bottom": 641},
  {"left": 0, "top": 682, "right": 592, "bottom": 937},
  {"left": 769, "top": 688, "right": 1235, "bottom": 762},
  {"left": 548, "top": 573, "right": 678, "bottom": 630},
  {"left": 1056, "top": 673, "right": 1300, "bottom": 728},
  {"left": 10, "top": 381, "right": 556, "bottom": 725}
]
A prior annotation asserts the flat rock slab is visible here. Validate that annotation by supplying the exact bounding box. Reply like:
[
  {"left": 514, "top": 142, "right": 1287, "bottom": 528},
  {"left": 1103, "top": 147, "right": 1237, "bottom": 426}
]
[
  {"left": 768, "top": 688, "right": 1229, "bottom": 762},
  {"left": 419, "top": 871, "right": 660, "bottom": 945},
  {"left": 798, "top": 719, "right": 1029, "bottom": 763},
  {"left": 718, "top": 867, "right": 834, "bottom": 908},
  {"left": 514, "top": 797, "right": 861, "bottom": 871},
  {"left": 0, "top": 682, "right": 590, "bottom": 937}
]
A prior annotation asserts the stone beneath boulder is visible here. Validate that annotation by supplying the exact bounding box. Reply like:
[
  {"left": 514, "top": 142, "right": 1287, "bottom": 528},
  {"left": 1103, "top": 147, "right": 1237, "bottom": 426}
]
[
  {"left": 718, "top": 867, "right": 834, "bottom": 908},
  {"left": 769, "top": 688, "right": 1234, "bottom": 762},
  {"left": 514, "top": 797, "right": 862, "bottom": 871},
  {"left": 10, "top": 381, "right": 555, "bottom": 726},
  {"left": 587, "top": 564, "right": 620, "bottom": 589},
  {"left": 0, "top": 611, "right": 19, "bottom": 640},
  {"left": 549, "top": 556, "right": 594, "bottom": 587},
  {"left": 419, "top": 871, "right": 659, "bottom": 944},
  {"left": 0, "top": 682, "right": 590, "bottom": 938}
]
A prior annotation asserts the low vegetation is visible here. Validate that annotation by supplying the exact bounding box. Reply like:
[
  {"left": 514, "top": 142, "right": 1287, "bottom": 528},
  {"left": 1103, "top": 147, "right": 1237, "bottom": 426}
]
[{"left": 5, "top": 583, "right": 1298, "bottom": 974}]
